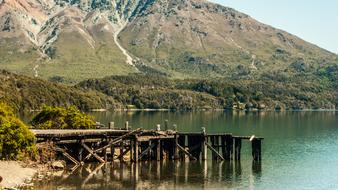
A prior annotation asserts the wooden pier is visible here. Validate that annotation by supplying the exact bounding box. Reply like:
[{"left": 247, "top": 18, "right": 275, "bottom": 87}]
[{"left": 32, "top": 124, "right": 263, "bottom": 166}]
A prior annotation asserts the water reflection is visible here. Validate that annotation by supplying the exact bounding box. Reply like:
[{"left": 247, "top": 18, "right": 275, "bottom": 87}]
[{"left": 34, "top": 161, "right": 262, "bottom": 190}]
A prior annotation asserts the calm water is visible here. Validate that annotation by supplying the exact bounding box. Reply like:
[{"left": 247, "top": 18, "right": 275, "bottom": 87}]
[{"left": 33, "top": 111, "right": 338, "bottom": 190}]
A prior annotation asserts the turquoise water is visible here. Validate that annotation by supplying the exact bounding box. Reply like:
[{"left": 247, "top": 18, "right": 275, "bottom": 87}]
[{"left": 33, "top": 111, "right": 338, "bottom": 190}]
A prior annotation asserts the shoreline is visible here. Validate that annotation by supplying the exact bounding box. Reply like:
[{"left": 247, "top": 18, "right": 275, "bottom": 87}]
[{"left": 0, "top": 161, "right": 48, "bottom": 189}]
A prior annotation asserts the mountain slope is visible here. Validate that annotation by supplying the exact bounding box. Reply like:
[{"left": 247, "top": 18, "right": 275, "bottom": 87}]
[
  {"left": 0, "top": 70, "right": 122, "bottom": 112},
  {"left": 119, "top": 0, "right": 337, "bottom": 78},
  {"left": 0, "top": 0, "right": 337, "bottom": 82}
]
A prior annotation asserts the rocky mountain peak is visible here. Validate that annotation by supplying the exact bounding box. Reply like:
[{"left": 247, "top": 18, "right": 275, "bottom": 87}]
[{"left": 0, "top": 0, "right": 336, "bottom": 82}]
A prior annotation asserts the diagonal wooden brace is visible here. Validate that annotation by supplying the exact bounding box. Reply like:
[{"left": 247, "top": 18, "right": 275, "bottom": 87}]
[
  {"left": 205, "top": 142, "right": 224, "bottom": 160},
  {"left": 177, "top": 144, "right": 197, "bottom": 160},
  {"left": 82, "top": 142, "right": 105, "bottom": 163}
]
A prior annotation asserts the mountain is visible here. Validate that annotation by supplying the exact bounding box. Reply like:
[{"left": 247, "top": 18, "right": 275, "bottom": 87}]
[{"left": 0, "top": 0, "right": 337, "bottom": 82}]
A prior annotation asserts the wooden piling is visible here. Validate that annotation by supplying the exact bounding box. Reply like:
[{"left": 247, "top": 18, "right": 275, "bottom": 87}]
[
  {"left": 133, "top": 137, "right": 139, "bottom": 162},
  {"left": 251, "top": 139, "right": 262, "bottom": 161},
  {"left": 201, "top": 128, "right": 207, "bottom": 161},
  {"left": 224, "top": 134, "right": 233, "bottom": 161},
  {"left": 234, "top": 138, "right": 242, "bottom": 161},
  {"left": 109, "top": 122, "right": 115, "bottom": 129},
  {"left": 156, "top": 140, "right": 161, "bottom": 161},
  {"left": 32, "top": 128, "right": 263, "bottom": 164},
  {"left": 125, "top": 121, "right": 129, "bottom": 130}
]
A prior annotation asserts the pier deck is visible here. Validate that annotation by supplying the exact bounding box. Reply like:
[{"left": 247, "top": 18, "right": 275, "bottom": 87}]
[{"left": 31, "top": 126, "right": 263, "bottom": 166}]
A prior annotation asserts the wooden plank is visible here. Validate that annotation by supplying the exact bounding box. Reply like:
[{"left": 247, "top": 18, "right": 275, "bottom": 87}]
[
  {"left": 56, "top": 146, "right": 80, "bottom": 166},
  {"left": 205, "top": 142, "right": 224, "bottom": 160},
  {"left": 176, "top": 144, "right": 197, "bottom": 161},
  {"left": 82, "top": 142, "right": 105, "bottom": 163},
  {"left": 92, "top": 128, "right": 142, "bottom": 153},
  {"left": 138, "top": 143, "right": 156, "bottom": 161}
]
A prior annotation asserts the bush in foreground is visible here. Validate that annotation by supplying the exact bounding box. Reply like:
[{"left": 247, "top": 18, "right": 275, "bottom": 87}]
[
  {"left": 31, "top": 106, "right": 95, "bottom": 129},
  {"left": 0, "top": 102, "right": 36, "bottom": 160}
]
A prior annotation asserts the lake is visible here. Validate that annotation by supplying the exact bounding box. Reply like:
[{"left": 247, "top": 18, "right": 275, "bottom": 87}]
[{"left": 33, "top": 111, "right": 338, "bottom": 190}]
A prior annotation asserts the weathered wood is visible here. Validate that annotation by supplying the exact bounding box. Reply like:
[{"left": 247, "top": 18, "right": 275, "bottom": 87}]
[
  {"left": 133, "top": 138, "right": 139, "bottom": 162},
  {"left": 205, "top": 142, "right": 224, "bottom": 160},
  {"left": 173, "top": 134, "right": 179, "bottom": 160},
  {"left": 234, "top": 138, "right": 242, "bottom": 161},
  {"left": 56, "top": 146, "right": 80, "bottom": 166},
  {"left": 178, "top": 135, "right": 186, "bottom": 160},
  {"left": 32, "top": 127, "right": 263, "bottom": 163},
  {"left": 81, "top": 142, "right": 105, "bottom": 163},
  {"left": 156, "top": 140, "right": 161, "bottom": 161},
  {"left": 119, "top": 141, "right": 124, "bottom": 162},
  {"left": 176, "top": 144, "right": 197, "bottom": 161},
  {"left": 92, "top": 128, "right": 142, "bottom": 153},
  {"left": 125, "top": 121, "right": 129, "bottom": 130},
  {"left": 201, "top": 135, "right": 207, "bottom": 160},
  {"left": 224, "top": 134, "right": 233, "bottom": 161},
  {"left": 138, "top": 143, "right": 156, "bottom": 161},
  {"left": 251, "top": 139, "right": 262, "bottom": 161},
  {"left": 109, "top": 122, "right": 115, "bottom": 129}
]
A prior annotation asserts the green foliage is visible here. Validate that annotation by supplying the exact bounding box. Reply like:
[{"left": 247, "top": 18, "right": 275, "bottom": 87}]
[
  {"left": 77, "top": 73, "right": 337, "bottom": 110},
  {"left": 0, "top": 70, "right": 122, "bottom": 112},
  {"left": 31, "top": 106, "right": 96, "bottom": 129},
  {"left": 0, "top": 102, "right": 36, "bottom": 160}
]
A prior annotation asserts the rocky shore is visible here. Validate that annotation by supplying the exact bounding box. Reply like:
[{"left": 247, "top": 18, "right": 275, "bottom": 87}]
[{"left": 0, "top": 161, "right": 38, "bottom": 189}]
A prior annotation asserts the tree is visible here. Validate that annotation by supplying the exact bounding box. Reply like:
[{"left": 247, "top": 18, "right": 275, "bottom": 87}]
[
  {"left": 0, "top": 102, "right": 36, "bottom": 160},
  {"left": 31, "top": 106, "right": 96, "bottom": 129}
]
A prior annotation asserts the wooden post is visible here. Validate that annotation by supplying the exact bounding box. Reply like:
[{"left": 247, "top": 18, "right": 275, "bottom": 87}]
[
  {"left": 201, "top": 128, "right": 207, "bottom": 161},
  {"left": 125, "top": 121, "right": 129, "bottom": 130},
  {"left": 251, "top": 139, "right": 261, "bottom": 161},
  {"left": 78, "top": 140, "right": 84, "bottom": 162},
  {"left": 173, "top": 134, "right": 179, "bottom": 160},
  {"left": 133, "top": 137, "right": 139, "bottom": 162},
  {"left": 120, "top": 141, "right": 124, "bottom": 162},
  {"left": 234, "top": 138, "right": 242, "bottom": 161},
  {"left": 164, "top": 120, "right": 169, "bottom": 131},
  {"left": 156, "top": 140, "right": 161, "bottom": 161},
  {"left": 111, "top": 144, "right": 115, "bottom": 161},
  {"left": 130, "top": 139, "right": 134, "bottom": 162},
  {"left": 224, "top": 135, "right": 233, "bottom": 161},
  {"left": 109, "top": 122, "right": 115, "bottom": 129}
]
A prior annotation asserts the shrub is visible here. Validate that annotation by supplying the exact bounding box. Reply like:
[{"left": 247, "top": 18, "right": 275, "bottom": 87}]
[
  {"left": 31, "top": 106, "right": 96, "bottom": 129},
  {"left": 0, "top": 102, "right": 36, "bottom": 160}
]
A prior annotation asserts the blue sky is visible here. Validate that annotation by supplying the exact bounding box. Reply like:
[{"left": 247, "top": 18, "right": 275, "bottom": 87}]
[{"left": 211, "top": 0, "right": 338, "bottom": 54}]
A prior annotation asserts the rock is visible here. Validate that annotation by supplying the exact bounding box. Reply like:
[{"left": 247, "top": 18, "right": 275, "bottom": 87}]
[
  {"left": 51, "top": 161, "right": 65, "bottom": 170},
  {"left": 245, "top": 102, "right": 253, "bottom": 110},
  {"left": 258, "top": 103, "right": 266, "bottom": 110}
]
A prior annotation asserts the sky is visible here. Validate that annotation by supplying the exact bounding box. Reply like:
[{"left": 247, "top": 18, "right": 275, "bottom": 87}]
[{"left": 211, "top": 0, "right": 338, "bottom": 54}]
